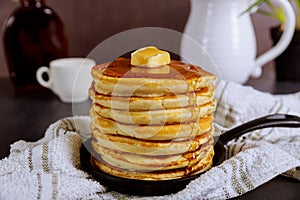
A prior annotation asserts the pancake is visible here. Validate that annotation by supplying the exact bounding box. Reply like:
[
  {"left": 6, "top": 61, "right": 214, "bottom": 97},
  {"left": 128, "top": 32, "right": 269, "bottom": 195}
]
[
  {"left": 90, "top": 112, "right": 213, "bottom": 140},
  {"left": 92, "top": 140, "right": 213, "bottom": 171},
  {"left": 91, "top": 100, "right": 216, "bottom": 125},
  {"left": 91, "top": 127, "right": 214, "bottom": 156},
  {"left": 92, "top": 58, "right": 216, "bottom": 97},
  {"left": 91, "top": 147, "right": 214, "bottom": 180},
  {"left": 89, "top": 85, "right": 215, "bottom": 111},
  {"left": 89, "top": 50, "right": 216, "bottom": 181}
]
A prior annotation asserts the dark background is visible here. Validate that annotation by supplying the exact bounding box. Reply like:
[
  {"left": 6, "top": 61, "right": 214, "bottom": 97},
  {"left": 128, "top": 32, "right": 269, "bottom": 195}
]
[{"left": 0, "top": 0, "right": 280, "bottom": 78}]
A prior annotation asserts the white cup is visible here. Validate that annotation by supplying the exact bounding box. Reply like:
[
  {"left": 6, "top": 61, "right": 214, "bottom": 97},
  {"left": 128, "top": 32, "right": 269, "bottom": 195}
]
[{"left": 36, "top": 58, "right": 96, "bottom": 103}]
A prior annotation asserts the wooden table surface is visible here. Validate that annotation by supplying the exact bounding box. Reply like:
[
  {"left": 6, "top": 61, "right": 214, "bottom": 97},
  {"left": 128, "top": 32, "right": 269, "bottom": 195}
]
[{"left": 1, "top": 65, "right": 300, "bottom": 199}]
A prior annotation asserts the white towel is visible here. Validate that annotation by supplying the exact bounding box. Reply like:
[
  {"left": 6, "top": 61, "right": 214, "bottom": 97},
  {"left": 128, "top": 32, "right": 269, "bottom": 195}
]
[{"left": 1, "top": 81, "right": 300, "bottom": 200}]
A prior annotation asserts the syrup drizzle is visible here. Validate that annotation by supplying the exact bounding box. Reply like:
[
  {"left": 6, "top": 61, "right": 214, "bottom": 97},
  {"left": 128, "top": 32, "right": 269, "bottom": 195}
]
[{"left": 102, "top": 58, "right": 208, "bottom": 80}]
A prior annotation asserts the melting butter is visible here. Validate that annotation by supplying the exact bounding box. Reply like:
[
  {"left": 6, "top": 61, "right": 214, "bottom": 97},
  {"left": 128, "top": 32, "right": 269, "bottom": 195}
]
[{"left": 131, "top": 46, "right": 171, "bottom": 68}]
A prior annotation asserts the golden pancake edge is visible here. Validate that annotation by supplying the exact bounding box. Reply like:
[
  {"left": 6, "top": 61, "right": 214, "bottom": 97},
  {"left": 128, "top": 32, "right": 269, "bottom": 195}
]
[
  {"left": 92, "top": 59, "right": 216, "bottom": 97},
  {"left": 89, "top": 52, "right": 216, "bottom": 181}
]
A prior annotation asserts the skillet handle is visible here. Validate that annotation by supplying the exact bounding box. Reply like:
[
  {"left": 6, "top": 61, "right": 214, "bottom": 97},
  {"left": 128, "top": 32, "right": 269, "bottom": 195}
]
[{"left": 219, "top": 114, "right": 300, "bottom": 144}]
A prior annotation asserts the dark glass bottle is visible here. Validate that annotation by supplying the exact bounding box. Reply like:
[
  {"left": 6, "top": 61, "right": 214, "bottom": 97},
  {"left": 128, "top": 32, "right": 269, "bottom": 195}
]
[{"left": 3, "top": 0, "right": 68, "bottom": 92}]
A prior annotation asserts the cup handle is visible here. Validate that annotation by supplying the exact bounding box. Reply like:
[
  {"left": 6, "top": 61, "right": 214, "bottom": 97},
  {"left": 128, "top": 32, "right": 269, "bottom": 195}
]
[
  {"left": 36, "top": 66, "right": 52, "bottom": 89},
  {"left": 252, "top": 0, "right": 295, "bottom": 78}
]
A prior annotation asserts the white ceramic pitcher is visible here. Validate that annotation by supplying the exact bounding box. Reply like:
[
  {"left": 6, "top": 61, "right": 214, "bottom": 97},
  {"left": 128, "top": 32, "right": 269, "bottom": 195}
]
[{"left": 181, "top": 0, "right": 295, "bottom": 83}]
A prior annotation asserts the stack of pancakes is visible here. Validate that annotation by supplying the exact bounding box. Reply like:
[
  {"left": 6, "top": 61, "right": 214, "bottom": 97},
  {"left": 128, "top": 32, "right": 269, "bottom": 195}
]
[{"left": 89, "top": 57, "right": 216, "bottom": 180}]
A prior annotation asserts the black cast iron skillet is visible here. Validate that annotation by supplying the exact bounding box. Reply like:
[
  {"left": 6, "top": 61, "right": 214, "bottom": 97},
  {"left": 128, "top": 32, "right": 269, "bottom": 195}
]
[{"left": 80, "top": 114, "right": 300, "bottom": 196}]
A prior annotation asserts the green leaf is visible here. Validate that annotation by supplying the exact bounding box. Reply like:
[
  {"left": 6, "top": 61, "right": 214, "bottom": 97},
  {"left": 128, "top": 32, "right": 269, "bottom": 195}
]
[
  {"left": 276, "top": 6, "right": 286, "bottom": 24},
  {"left": 295, "top": 0, "right": 300, "bottom": 9},
  {"left": 265, "top": 0, "right": 278, "bottom": 13},
  {"left": 240, "top": 0, "right": 265, "bottom": 16},
  {"left": 257, "top": 9, "right": 276, "bottom": 18},
  {"left": 257, "top": 9, "right": 284, "bottom": 23}
]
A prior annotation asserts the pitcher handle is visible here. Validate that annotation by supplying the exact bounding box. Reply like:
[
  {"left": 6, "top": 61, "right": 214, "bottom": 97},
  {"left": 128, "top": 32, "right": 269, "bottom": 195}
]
[{"left": 252, "top": 0, "right": 295, "bottom": 78}]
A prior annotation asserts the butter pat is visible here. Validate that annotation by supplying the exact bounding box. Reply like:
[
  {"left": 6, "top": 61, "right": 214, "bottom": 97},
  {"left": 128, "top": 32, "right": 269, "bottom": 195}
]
[{"left": 131, "top": 46, "right": 171, "bottom": 67}]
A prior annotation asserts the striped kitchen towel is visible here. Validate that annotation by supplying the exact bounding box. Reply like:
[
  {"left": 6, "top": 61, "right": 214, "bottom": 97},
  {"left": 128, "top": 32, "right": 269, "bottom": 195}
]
[
  {"left": 0, "top": 117, "right": 105, "bottom": 199},
  {"left": 0, "top": 80, "right": 300, "bottom": 199}
]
